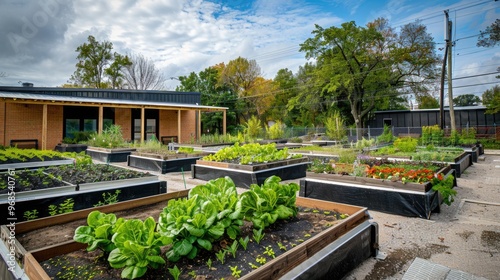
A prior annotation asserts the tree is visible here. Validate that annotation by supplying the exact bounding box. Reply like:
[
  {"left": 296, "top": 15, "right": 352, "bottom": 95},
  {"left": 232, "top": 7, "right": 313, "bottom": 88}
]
[
  {"left": 176, "top": 66, "right": 240, "bottom": 133},
  {"left": 219, "top": 57, "right": 262, "bottom": 123},
  {"left": 477, "top": 19, "right": 500, "bottom": 48},
  {"left": 453, "top": 94, "right": 481, "bottom": 107},
  {"left": 417, "top": 95, "right": 440, "bottom": 109},
  {"left": 482, "top": 85, "right": 500, "bottom": 114},
  {"left": 299, "top": 19, "right": 439, "bottom": 138},
  {"left": 69, "top": 35, "right": 130, "bottom": 88},
  {"left": 123, "top": 53, "right": 167, "bottom": 90},
  {"left": 270, "top": 68, "right": 301, "bottom": 125}
]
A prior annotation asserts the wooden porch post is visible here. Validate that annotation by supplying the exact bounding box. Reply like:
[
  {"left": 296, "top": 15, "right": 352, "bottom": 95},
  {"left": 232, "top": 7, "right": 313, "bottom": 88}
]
[
  {"left": 223, "top": 109, "right": 226, "bottom": 136},
  {"left": 140, "top": 107, "right": 145, "bottom": 143},
  {"left": 41, "top": 104, "right": 48, "bottom": 150},
  {"left": 178, "top": 110, "right": 182, "bottom": 143},
  {"left": 98, "top": 106, "right": 104, "bottom": 134},
  {"left": 198, "top": 110, "right": 201, "bottom": 141}
]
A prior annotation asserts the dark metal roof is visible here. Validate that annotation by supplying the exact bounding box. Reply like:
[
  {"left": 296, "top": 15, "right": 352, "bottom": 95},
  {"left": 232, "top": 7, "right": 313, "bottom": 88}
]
[
  {"left": 0, "top": 86, "right": 201, "bottom": 105},
  {"left": 0, "top": 91, "right": 227, "bottom": 111},
  {"left": 374, "top": 106, "right": 487, "bottom": 114}
]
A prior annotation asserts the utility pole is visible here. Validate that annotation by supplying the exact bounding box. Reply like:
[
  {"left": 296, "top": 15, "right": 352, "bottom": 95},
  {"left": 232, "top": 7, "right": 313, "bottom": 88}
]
[
  {"left": 446, "top": 12, "right": 456, "bottom": 133},
  {"left": 439, "top": 10, "right": 449, "bottom": 130}
]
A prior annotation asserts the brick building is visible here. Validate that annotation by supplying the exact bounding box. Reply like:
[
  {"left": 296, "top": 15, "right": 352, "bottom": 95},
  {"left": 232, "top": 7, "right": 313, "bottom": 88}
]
[{"left": 0, "top": 86, "right": 227, "bottom": 149}]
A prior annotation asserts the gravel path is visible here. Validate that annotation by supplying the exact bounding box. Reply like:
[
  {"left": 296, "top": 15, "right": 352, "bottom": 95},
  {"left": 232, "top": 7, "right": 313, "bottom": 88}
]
[{"left": 117, "top": 151, "right": 500, "bottom": 279}]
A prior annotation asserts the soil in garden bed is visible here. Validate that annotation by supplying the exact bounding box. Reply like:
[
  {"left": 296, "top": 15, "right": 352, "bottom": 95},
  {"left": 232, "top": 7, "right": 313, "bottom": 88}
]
[
  {"left": 43, "top": 164, "right": 152, "bottom": 184},
  {"left": 0, "top": 170, "right": 66, "bottom": 194},
  {"left": 38, "top": 207, "right": 346, "bottom": 280}
]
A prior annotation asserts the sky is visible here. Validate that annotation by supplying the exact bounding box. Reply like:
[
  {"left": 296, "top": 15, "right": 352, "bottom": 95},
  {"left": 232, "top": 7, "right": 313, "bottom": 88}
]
[{"left": 0, "top": 0, "right": 498, "bottom": 102}]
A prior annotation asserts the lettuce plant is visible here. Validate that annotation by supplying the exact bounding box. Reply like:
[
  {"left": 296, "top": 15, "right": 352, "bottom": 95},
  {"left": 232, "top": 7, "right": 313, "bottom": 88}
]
[
  {"left": 158, "top": 177, "right": 244, "bottom": 262},
  {"left": 74, "top": 210, "right": 125, "bottom": 252},
  {"left": 108, "top": 217, "right": 172, "bottom": 279},
  {"left": 240, "top": 175, "right": 300, "bottom": 229}
]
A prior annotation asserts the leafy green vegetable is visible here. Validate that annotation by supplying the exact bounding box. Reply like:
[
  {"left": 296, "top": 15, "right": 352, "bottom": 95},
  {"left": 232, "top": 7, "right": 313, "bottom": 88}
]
[
  {"left": 240, "top": 175, "right": 300, "bottom": 229},
  {"left": 108, "top": 217, "right": 172, "bottom": 279},
  {"left": 73, "top": 210, "right": 125, "bottom": 252},
  {"left": 158, "top": 177, "right": 244, "bottom": 262}
]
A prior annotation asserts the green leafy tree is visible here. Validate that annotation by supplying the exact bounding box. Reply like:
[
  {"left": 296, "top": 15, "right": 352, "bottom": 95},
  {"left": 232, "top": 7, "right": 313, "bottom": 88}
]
[
  {"left": 69, "top": 35, "right": 130, "bottom": 88},
  {"left": 176, "top": 65, "right": 240, "bottom": 133},
  {"left": 299, "top": 19, "right": 439, "bottom": 138},
  {"left": 418, "top": 95, "right": 440, "bottom": 109},
  {"left": 482, "top": 85, "right": 500, "bottom": 114},
  {"left": 453, "top": 94, "right": 481, "bottom": 107},
  {"left": 325, "top": 111, "right": 346, "bottom": 141},
  {"left": 269, "top": 68, "right": 299, "bottom": 125},
  {"left": 477, "top": 19, "right": 500, "bottom": 48}
]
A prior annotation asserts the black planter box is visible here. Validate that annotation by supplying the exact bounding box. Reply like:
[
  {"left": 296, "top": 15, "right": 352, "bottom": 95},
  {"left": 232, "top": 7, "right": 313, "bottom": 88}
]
[
  {"left": 300, "top": 168, "right": 456, "bottom": 219},
  {"left": 127, "top": 154, "right": 201, "bottom": 173},
  {"left": 192, "top": 160, "right": 310, "bottom": 188},
  {"left": 449, "top": 153, "right": 472, "bottom": 177},
  {"left": 0, "top": 176, "right": 165, "bottom": 224},
  {"left": 463, "top": 147, "right": 479, "bottom": 163},
  {"left": 54, "top": 144, "right": 88, "bottom": 153},
  {"left": 86, "top": 147, "right": 136, "bottom": 163}
]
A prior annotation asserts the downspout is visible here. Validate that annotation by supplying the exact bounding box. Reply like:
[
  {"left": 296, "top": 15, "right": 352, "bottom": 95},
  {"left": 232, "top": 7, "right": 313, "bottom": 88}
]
[{"left": 3, "top": 102, "right": 6, "bottom": 146}]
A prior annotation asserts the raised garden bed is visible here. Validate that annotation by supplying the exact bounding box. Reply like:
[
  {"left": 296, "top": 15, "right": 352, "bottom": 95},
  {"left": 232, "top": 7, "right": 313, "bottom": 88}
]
[
  {"left": 86, "top": 147, "right": 136, "bottom": 163},
  {"left": 54, "top": 143, "right": 88, "bottom": 153},
  {"left": 192, "top": 157, "right": 309, "bottom": 188},
  {"left": 0, "top": 147, "right": 74, "bottom": 170},
  {"left": 0, "top": 191, "right": 377, "bottom": 280},
  {"left": 0, "top": 164, "right": 164, "bottom": 224},
  {"left": 300, "top": 164, "right": 456, "bottom": 219},
  {"left": 127, "top": 150, "right": 210, "bottom": 173}
]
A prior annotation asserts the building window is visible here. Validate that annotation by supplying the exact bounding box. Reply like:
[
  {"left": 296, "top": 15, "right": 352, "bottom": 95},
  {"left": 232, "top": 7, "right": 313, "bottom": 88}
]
[
  {"left": 65, "top": 119, "right": 80, "bottom": 138},
  {"left": 146, "top": 119, "right": 157, "bottom": 140},
  {"left": 84, "top": 119, "right": 97, "bottom": 132}
]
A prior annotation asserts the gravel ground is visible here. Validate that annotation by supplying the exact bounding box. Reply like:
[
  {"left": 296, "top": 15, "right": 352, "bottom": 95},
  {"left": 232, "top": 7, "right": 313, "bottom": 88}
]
[{"left": 116, "top": 150, "right": 500, "bottom": 279}]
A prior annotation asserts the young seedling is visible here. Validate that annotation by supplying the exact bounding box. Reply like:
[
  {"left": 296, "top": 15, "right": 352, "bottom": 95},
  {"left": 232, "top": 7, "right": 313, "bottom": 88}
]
[
  {"left": 227, "top": 240, "right": 239, "bottom": 258},
  {"left": 230, "top": 266, "right": 242, "bottom": 278},
  {"left": 188, "top": 270, "right": 197, "bottom": 278},
  {"left": 312, "top": 209, "right": 320, "bottom": 213},
  {"left": 277, "top": 242, "right": 287, "bottom": 251},
  {"left": 340, "top": 213, "right": 349, "bottom": 219},
  {"left": 248, "top": 262, "right": 259, "bottom": 269},
  {"left": 256, "top": 256, "right": 267, "bottom": 265},
  {"left": 23, "top": 209, "right": 39, "bottom": 221},
  {"left": 206, "top": 258, "right": 213, "bottom": 270},
  {"left": 263, "top": 246, "right": 276, "bottom": 258},
  {"left": 323, "top": 211, "right": 331, "bottom": 215},
  {"left": 304, "top": 233, "right": 311, "bottom": 238},
  {"left": 239, "top": 236, "right": 250, "bottom": 250},
  {"left": 253, "top": 228, "right": 265, "bottom": 244},
  {"left": 215, "top": 249, "right": 227, "bottom": 264},
  {"left": 168, "top": 265, "right": 181, "bottom": 280}
]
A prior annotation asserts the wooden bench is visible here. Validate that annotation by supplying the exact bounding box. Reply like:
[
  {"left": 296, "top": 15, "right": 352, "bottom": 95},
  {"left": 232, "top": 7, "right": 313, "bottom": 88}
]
[
  {"left": 161, "top": 136, "right": 178, "bottom": 144},
  {"left": 10, "top": 139, "right": 39, "bottom": 149}
]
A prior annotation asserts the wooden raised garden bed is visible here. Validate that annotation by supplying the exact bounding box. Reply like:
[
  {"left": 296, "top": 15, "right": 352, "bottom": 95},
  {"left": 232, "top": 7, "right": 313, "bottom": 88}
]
[
  {"left": 127, "top": 151, "right": 209, "bottom": 173},
  {"left": 0, "top": 191, "right": 377, "bottom": 280},
  {"left": 86, "top": 147, "right": 136, "bottom": 163},
  {"left": 192, "top": 157, "right": 310, "bottom": 188},
  {"left": 300, "top": 165, "right": 456, "bottom": 219}
]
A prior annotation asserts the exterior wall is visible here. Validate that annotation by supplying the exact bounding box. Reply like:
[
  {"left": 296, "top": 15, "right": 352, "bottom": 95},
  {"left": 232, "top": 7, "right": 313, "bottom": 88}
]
[
  {"left": 159, "top": 110, "right": 197, "bottom": 143},
  {"left": 0, "top": 103, "right": 62, "bottom": 149},
  {"left": 159, "top": 110, "right": 178, "bottom": 141},
  {"left": 0, "top": 102, "right": 5, "bottom": 146},
  {"left": 114, "top": 108, "right": 132, "bottom": 142},
  {"left": 180, "top": 110, "right": 196, "bottom": 143},
  {"left": 47, "top": 105, "right": 63, "bottom": 148}
]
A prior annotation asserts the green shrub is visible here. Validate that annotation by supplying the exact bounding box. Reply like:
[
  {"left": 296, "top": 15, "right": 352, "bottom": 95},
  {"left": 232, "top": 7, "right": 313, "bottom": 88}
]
[
  {"left": 266, "top": 121, "right": 285, "bottom": 140},
  {"left": 245, "top": 116, "right": 262, "bottom": 140},
  {"left": 325, "top": 111, "right": 346, "bottom": 141},
  {"left": 394, "top": 137, "right": 417, "bottom": 153},
  {"left": 421, "top": 125, "right": 444, "bottom": 146},
  {"left": 377, "top": 124, "right": 394, "bottom": 144},
  {"left": 87, "top": 125, "right": 128, "bottom": 148}
]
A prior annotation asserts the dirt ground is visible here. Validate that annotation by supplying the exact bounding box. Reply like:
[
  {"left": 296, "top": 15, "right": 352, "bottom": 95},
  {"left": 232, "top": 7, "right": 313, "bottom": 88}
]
[{"left": 121, "top": 151, "right": 500, "bottom": 279}]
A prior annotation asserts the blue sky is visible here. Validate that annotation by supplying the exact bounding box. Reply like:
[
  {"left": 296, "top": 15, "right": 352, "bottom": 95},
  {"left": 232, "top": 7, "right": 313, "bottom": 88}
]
[{"left": 0, "top": 0, "right": 498, "bottom": 101}]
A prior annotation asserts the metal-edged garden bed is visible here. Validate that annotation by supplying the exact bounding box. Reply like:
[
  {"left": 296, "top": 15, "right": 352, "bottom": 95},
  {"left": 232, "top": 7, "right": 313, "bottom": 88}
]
[
  {"left": 192, "top": 157, "right": 310, "bottom": 188},
  {"left": 300, "top": 165, "right": 456, "bottom": 219},
  {"left": 86, "top": 147, "right": 136, "bottom": 163}
]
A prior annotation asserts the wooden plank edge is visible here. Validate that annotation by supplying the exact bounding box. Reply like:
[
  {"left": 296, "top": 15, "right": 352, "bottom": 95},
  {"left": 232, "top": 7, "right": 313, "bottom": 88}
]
[{"left": 24, "top": 252, "right": 51, "bottom": 280}]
